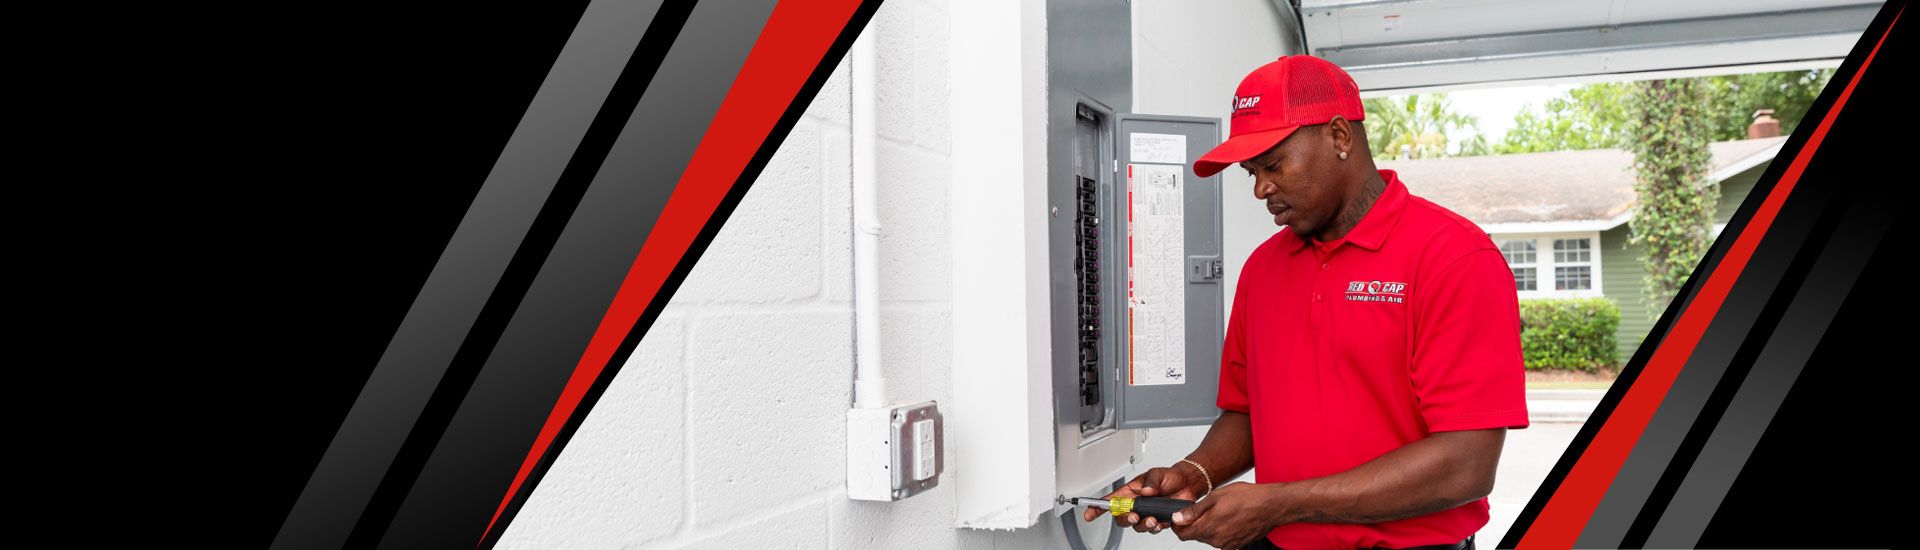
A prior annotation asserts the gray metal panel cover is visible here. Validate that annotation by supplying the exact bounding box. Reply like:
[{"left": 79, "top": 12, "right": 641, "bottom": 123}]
[{"left": 1114, "top": 114, "right": 1225, "bottom": 429}]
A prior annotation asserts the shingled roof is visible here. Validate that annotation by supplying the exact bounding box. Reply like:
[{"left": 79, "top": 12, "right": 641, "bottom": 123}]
[{"left": 1379, "top": 136, "right": 1787, "bottom": 226}]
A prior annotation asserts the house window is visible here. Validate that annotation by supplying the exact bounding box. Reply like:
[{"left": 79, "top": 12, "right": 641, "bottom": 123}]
[
  {"left": 1556, "top": 265, "right": 1592, "bottom": 290},
  {"left": 1553, "top": 238, "right": 1593, "bottom": 291},
  {"left": 1490, "top": 233, "right": 1603, "bottom": 299},
  {"left": 1499, "top": 239, "right": 1537, "bottom": 291}
]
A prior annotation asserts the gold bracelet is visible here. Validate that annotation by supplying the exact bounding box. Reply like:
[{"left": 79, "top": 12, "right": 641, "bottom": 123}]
[{"left": 1180, "top": 458, "right": 1214, "bottom": 499}]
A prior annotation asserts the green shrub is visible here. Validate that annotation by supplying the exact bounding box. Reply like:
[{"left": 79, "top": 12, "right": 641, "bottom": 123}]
[{"left": 1519, "top": 297, "right": 1620, "bottom": 372}]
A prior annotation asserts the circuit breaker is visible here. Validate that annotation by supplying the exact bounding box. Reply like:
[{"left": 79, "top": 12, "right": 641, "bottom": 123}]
[{"left": 1052, "top": 106, "right": 1226, "bottom": 436}]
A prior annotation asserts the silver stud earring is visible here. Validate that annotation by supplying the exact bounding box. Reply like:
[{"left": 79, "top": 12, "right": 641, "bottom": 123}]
[{"left": 1338, "top": 151, "right": 1348, "bottom": 160}]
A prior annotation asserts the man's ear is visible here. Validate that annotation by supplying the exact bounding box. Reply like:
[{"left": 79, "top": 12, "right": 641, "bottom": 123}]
[{"left": 1326, "top": 116, "right": 1354, "bottom": 155}]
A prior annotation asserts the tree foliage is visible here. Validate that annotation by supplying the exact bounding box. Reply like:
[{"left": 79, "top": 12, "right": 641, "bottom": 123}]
[
  {"left": 1624, "top": 79, "right": 1717, "bottom": 320},
  {"left": 1695, "top": 69, "right": 1833, "bottom": 139},
  {"left": 1498, "top": 69, "right": 1833, "bottom": 154},
  {"left": 1361, "top": 94, "right": 1484, "bottom": 159},
  {"left": 1496, "top": 83, "right": 1635, "bottom": 153}
]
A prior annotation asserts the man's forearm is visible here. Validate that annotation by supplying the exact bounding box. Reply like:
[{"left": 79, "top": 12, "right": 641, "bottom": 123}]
[
  {"left": 1267, "top": 429, "right": 1505, "bottom": 525},
  {"left": 1181, "top": 411, "right": 1256, "bottom": 486}
]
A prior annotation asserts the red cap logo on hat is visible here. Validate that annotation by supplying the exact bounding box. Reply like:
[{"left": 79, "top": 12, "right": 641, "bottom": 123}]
[{"left": 1193, "top": 55, "right": 1365, "bottom": 178}]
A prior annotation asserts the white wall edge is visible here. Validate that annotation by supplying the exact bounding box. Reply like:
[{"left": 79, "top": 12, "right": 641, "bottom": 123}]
[{"left": 949, "top": 0, "right": 1055, "bottom": 531}]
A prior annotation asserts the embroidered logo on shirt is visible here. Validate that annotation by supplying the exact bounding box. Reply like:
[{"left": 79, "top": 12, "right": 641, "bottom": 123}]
[{"left": 1345, "top": 280, "right": 1406, "bottom": 303}]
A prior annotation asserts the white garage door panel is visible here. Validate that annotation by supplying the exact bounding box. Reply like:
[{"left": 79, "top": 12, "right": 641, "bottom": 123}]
[
  {"left": 1303, "top": 0, "right": 1615, "bottom": 50},
  {"left": 1297, "top": 0, "right": 1883, "bottom": 93}
]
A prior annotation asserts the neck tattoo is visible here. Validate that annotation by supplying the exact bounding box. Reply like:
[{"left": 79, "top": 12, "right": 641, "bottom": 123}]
[{"left": 1327, "top": 176, "right": 1387, "bottom": 240}]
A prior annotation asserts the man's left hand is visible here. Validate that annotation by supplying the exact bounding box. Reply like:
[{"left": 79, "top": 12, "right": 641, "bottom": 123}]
[{"left": 1169, "top": 481, "right": 1289, "bottom": 549}]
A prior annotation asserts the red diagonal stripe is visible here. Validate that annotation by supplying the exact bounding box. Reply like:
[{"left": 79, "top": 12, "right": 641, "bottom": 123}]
[
  {"left": 476, "top": 0, "right": 867, "bottom": 545},
  {"left": 1516, "top": 7, "right": 1902, "bottom": 549}
]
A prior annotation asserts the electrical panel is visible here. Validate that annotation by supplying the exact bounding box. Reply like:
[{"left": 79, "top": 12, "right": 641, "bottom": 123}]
[
  {"left": 1052, "top": 107, "right": 1226, "bottom": 437},
  {"left": 1039, "top": 0, "right": 1222, "bottom": 516}
]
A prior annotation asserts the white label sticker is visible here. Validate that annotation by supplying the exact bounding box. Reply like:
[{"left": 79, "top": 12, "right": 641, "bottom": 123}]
[
  {"left": 1130, "top": 132, "right": 1187, "bottom": 165},
  {"left": 1127, "top": 163, "right": 1186, "bottom": 386}
]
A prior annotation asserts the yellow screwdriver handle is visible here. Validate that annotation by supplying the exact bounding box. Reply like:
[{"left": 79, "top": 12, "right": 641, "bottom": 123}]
[{"left": 1107, "top": 496, "right": 1192, "bottom": 522}]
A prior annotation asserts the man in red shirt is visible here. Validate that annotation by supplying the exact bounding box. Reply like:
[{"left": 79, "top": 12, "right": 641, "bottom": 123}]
[{"left": 1083, "top": 55, "right": 1528, "bottom": 550}]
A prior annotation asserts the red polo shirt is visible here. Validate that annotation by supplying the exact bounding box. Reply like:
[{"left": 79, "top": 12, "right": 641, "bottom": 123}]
[{"left": 1218, "top": 168, "right": 1529, "bottom": 549}]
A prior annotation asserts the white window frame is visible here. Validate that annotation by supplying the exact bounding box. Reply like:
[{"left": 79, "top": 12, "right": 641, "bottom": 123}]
[{"left": 1491, "top": 231, "right": 1604, "bottom": 300}]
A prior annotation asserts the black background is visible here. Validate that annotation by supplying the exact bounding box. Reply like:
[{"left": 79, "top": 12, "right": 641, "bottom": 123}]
[{"left": 47, "top": 3, "right": 596, "bottom": 545}]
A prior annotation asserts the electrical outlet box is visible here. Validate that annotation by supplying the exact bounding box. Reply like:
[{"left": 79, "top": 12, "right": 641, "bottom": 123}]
[{"left": 847, "top": 400, "right": 944, "bottom": 501}]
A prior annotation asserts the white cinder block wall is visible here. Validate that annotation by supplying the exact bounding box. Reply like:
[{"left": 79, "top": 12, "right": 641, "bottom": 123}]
[{"left": 499, "top": 1, "right": 1296, "bottom": 548}]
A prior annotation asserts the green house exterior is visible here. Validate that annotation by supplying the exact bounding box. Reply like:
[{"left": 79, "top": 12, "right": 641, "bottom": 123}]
[
  {"left": 1384, "top": 136, "right": 1785, "bottom": 368},
  {"left": 1715, "top": 163, "right": 1766, "bottom": 227},
  {"left": 1599, "top": 224, "right": 1648, "bottom": 362},
  {"left": 1600, "top": 164, "right": 1766, "bottom": 362}
]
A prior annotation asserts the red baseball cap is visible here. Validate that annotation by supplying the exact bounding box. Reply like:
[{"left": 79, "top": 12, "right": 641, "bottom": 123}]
[{"left": 1193, "top": 55, "right": 1365, "bottom": 178}]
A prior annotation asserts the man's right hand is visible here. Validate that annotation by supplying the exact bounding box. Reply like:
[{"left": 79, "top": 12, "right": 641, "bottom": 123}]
[{"left": 1082, "top": 461, "right": 1204, "bottom": 534}]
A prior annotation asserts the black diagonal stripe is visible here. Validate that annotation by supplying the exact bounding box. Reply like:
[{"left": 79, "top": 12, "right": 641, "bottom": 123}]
[
  {"left": 1640, "top": 143, "right": 1897, "bottom": 548},
  {"left": 329, "top": 2, "right": 701, "bottom": 548},
  {"left": 1497, "top": 3, "right": 1905, "bottom": 545},
  {"left": 475, "top": 4, "right": 886, "bottom": 546},
  {"left": 372, "top": 1, "right": 782, "bottom": 547},
  {"left": 270, "top": 2, "right": 669, "bottom": 548},
  {"left": 1577, "top": 75, "right": 1862, "bottom": 548},
  {"left": 1694, "top": 222, "right": 1913, "bottom": 547},
  {"left": 1646, "top": 14, "right": 1908, "bottom": 546},
  {"left": 1581, "top": 6, "right": 1906, "bottom": 547},
  {"left": 1616, "top": 129, "right": 1863, "bottom": 548}
]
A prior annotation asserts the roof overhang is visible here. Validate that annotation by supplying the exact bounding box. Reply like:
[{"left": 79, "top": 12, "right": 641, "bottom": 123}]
[
  {"left": 1479, "top": 211, "right": 1635, "bottom": 235},
  {"left": 1710, "top": 141, "right": 1787, "bottom": 183}
]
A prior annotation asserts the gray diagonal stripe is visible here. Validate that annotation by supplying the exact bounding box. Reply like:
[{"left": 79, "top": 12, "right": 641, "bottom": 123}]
[
  {"left": 1643, "top": 185, "right": 1894, "bottom": 547},
  {"left": 1575, "top": 169, "right": 1838, "bottom": 548},
  {"left": 270, "top": 2, "right": 665, "bottom": 548},
  {"left": 375, "top": 0, "right": 781, "bottom": 547}
]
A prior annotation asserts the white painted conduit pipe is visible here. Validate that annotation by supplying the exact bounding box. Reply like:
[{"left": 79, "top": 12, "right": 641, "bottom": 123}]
[{"left": 851, "top": 29, "right": 886, "bottom": 410}]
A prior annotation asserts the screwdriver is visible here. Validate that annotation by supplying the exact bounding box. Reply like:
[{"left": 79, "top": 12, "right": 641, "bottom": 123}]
[{"left": 1063, "top": 495, "right": 1195, "bottom": 523}]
